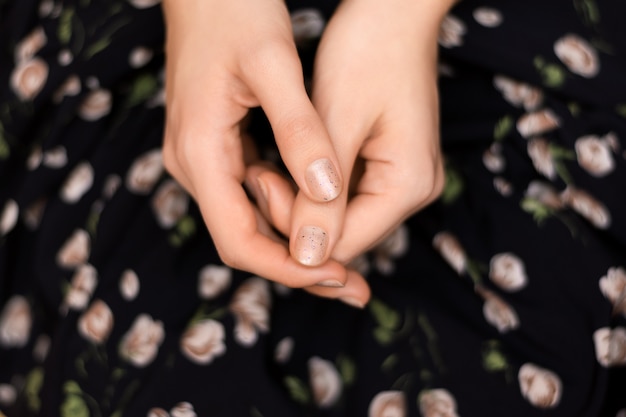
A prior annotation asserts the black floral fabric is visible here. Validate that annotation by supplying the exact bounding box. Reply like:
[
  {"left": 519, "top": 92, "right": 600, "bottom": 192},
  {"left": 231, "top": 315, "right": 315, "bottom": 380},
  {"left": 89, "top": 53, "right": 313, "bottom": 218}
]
[{"left": 0, "top": 1, "right": 625, "bottom": 416}]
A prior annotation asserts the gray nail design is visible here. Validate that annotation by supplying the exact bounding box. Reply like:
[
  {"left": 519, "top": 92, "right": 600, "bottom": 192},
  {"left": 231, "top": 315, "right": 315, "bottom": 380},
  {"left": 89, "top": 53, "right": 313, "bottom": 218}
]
[{"left": 294, "top": 226, "right": 328, "bottom": 266}]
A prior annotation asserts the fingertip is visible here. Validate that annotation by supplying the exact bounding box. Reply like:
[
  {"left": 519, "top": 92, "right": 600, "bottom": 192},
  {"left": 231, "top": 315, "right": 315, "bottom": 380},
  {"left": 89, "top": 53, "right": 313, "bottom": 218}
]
[
  {"left": 288, "top": 184, "right": 347, "bottom": 268},
  {"left": 244, "top": 164, "right": 295, "bottom": 236},
  {"left": 291, "top": 225, "right": 329, "bottom": 267},
  {"left": 341, "top": 269, "right": 371, "bottom": 308},
  {"left": 337, "top": 296, "right": 367, "bottom": 309},
  {"left": 305, "top": 268, "right": 371, "bottom": 308}
]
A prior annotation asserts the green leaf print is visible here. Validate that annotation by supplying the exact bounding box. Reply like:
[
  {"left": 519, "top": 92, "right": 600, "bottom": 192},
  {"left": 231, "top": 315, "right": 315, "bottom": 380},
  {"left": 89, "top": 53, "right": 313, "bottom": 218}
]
[
  {"left": 337, "top": 355, "right": 356, "bottom": 385},
  {"left": 85, "top": 38, "right": 111, "bottom": 59},
  {"left": 169, "top": 234, "right": 183, "bottom": 247},
  {"left": 483, "top": 350, "right": 508, "bottom": 371},
  {"left": 111, "top": 368, "right": 126, "bottom": 381},
  {"left": 84, "top": 17, "right": 131, "bottom": 59},
  {"left": 283, "top": 376, "right": 310, "bottom": 404},
  {"left": 63, "top": 381, "right": 83, "bottom": 395},
  {"left": 568, "top": 102, "right": 581, "bottom": 116},
  {"left": 369, "top": 298, "right": 400, "bottom": 330},
  {"left": 574, "top": 0, "right": 600, "bottom": 25},
  {"left": 441, "top": 164, "right": 464, "bottom": 205},
  {"left": 58, "top": 8, "right": 75, "bottom": 45},
  {"left": 548, "top": 143, "right": 575, "bottom": 160},
  {"left": 0, "top": 130, "right": 9, "bottom": 160},
  {"left": 177, "top": 216, "right": 197, "bottom": 238},
  {"left": 110, "top": 379, "right": 140, "bottom": 417},
  {"left": 75, "top": 356, "right": 88, "bottom": 378},
  {"left": 419, "top": 369, "right": 434, "bottom": 383},
  {"left": 373, "top": 326, "right": 394, "bottom": 345},
  {"left": 84, "top": 16, "right": 130, "bottom": 59},
  {"left": 482, "top": 342, "right": 509, "bottom": 372},
  {"left": 493, "top": 115, "right": 513, "bottom": 141},
  {"left": 61, "top": 394, "right": 90, "bottom": 417},
  {"left": 554, "top": 160, "right": 574, "bottom": 185},
  {"left": 417, "top": 314, "right": 446, "bottom": 372},
  {"left": 126, "top": 74, "right": 159, "bottom": 108},
  {"left": 169, "top": 216, "right": 197, "bottom": 247},
  {"left": 85, "top": 205, "right": 101, "bottom": 236},
  {"left": 369, "top": 298, "right": 409, "bottom": 345},
  {"left": 465, "top": 260, "right": 484, "bottom": 286},
  {"left": 25, "top": 367, "right": 44, "bottom": 412},
  {"left": 186, "top": 304, "right": 227, "bottom": 328},
  {"left": 521, "top": 197, "right": 553, "bottom": 224},
  {"left": 541, "top": 64, "right": 566, "bottom": 88},
  {"left": 381, "top": 354, "right": 398, "bottom": 373},
  {"left": 533, "top": 56, "right": 566, "bottom": 88}
]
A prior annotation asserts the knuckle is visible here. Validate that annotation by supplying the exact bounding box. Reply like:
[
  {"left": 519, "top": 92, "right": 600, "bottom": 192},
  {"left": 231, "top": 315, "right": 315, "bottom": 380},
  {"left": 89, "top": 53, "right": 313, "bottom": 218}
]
[
  {"left": 162, "top": 126, "right": 210, "bottom": 174},
  {"left": 215, "top": 245, "right": 241, "bottom": 270},
  {"left": 242, "top": 38, "right": 296, "bottom": 79},
  {"left": 399, "top": 163, "right": 445, "bottom": 209}
]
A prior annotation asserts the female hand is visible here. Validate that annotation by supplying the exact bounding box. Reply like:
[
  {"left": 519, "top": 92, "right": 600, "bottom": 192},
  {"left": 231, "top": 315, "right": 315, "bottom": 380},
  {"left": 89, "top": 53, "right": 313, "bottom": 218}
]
[
  {"left": 251, "top": 0, "right": 454, "bottom": 305},
  {"left": 285, "top": 0, "right": 455, "bottom": 267},
  {"left": 161, "top": 0, "right": 367, "bottom": 297}
]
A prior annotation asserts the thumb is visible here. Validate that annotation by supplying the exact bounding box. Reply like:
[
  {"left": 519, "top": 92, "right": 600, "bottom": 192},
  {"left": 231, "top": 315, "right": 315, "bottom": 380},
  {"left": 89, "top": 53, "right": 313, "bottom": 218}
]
[
  {"left": 241, "top": 43, "right": 343, "bottom": 204},
  {"left": 241, "top": 42, "right": 346, "bottom": 266}
]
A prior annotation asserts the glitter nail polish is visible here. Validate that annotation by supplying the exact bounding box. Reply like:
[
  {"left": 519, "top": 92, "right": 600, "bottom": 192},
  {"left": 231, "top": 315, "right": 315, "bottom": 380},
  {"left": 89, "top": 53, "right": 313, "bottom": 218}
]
[
  {"left": 294, "top": 225, "right": 328, "bottom": 266},
  {"left": 305, "top": 158, "right": 340, "bottom": 201}
]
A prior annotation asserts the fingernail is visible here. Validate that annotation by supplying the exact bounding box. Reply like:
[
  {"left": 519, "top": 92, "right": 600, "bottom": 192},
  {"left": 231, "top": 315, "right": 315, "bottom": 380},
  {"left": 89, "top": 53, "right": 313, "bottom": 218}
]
[
  {"left": 294, "top": 226, "right": 328, "bottom": 266},
  {"left": 316, "top": 279, "right": 344, "bottom": 288},
  {"left": 255, "top": 176, "right": 269, "bottom": 205},
  {"left": 305, "top": 158, "right": 340, "bottom": 201},
  {"left": 339, "top": 296, "right": 365, "bottom": 309}
]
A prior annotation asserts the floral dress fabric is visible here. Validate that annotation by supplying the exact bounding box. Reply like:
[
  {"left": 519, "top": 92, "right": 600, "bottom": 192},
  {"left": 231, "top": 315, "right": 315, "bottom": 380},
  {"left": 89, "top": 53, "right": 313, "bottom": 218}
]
[{"left": 1, "top": 0, "right": 625, "bottom": 416}]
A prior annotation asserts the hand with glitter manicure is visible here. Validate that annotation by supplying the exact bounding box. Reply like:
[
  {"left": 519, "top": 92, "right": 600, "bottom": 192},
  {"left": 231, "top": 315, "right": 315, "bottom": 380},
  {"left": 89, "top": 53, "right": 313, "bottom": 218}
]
[
  {"left": 160, "top": 0, "right": 368, "bottom": 298},
  {"left": 297, "top": 0, "right": 451, "bottom": 266},
  {"left": 257, "top": 0, "right": 452, "bottom": 281}
]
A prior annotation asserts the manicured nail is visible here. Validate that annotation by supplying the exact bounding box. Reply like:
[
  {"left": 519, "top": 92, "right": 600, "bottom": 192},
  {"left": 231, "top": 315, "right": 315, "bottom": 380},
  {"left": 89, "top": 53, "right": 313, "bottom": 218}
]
[
  {"left": 294, "top": 226, "right": 328, "bottom": 266},
  {"left": 339, "top": 296, "right": 365, "bottom": 309},
  {"left": 305, "top": 158, "right": 340, "bottom": 201},
  {"left": 316, "top": 279, "right": 344, "bottom": 288}
]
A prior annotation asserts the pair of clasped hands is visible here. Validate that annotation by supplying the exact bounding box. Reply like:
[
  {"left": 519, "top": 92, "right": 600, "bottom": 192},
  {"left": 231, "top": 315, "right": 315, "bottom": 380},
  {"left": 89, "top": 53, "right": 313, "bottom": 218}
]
[{"left": 162, "top": 0, "right": 453, "bottom": 307}]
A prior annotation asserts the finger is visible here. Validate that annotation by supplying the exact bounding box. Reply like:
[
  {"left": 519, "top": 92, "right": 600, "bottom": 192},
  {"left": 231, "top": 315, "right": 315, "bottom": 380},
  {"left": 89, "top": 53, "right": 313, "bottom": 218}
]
[
  {"left": 241, "top": 43, "right": 351, "bottom": 267},
  {"left": 162, "top": 143, "right": 198, "bottom": 201},
  {"left": 245, "top": 164, "right": 295, "bottom": 237},
  {"left": 202, "top": 179, "right": 348, "bottom": 288},
  {"left": 304, "top": 269, "right": 371, "bottom": 309},
  {"left": 332, "top": 155, "right": 444, "bottom": 264},
  {"left": 247, "top": 163, "right": 350, "bottom": 268},
  {"left": 246, "top": 165, "right": 347, "bottom": 268},
  {"left": 253, "top": 204, "right": 285, "bottom": 244},
  {"left": 253, "top": 202, "right": 372, "bottom": 305},
  {"left": 189, "top": 135, "right": 348, "bottom": 288},
  {"left": 241, "top": 43, "right": 343, "bottom": 204}
]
